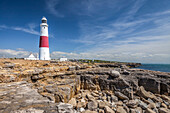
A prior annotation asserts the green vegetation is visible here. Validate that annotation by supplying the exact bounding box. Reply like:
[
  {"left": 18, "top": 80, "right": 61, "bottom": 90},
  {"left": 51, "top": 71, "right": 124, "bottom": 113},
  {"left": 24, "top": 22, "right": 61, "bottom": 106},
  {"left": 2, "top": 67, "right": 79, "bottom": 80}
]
[{"left": 69, "top": 59, "right": 118, "bottom": 63}]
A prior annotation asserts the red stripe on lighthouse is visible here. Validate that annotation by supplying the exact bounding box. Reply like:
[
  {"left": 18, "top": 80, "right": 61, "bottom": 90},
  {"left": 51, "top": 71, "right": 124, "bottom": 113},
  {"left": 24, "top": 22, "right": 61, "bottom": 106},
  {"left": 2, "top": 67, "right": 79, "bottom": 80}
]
[{"left": 39, "top": 36, "right": 49, "bottom": 47}]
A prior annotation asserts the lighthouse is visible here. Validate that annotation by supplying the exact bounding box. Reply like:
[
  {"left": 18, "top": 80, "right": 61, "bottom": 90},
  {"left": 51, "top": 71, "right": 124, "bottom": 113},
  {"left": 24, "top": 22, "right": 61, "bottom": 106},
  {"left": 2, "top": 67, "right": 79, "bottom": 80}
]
[{"left": 39, "top": 17, "right": 51, "bottom": 60}]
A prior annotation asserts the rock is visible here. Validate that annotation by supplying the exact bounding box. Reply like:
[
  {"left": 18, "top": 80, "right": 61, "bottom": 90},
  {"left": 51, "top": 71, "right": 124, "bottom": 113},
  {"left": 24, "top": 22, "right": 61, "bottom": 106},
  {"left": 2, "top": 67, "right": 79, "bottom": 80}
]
[
  {"left": 138, "top": 77, "right": 160, "bottom": 94},
  {"left": 126, "top": 100, "right": 138, "bottom": 108},
  {"left": 76, "top": 65, "right": 81, "bottom": 70},
  {"left": 4, "top": 63, "right": 15, "bottom": 69},
  {"left": 77, "top": 101, "right": 86, "bottom": 108},
  {"left": 138, "top": 100, "right": 148, "bottom": 110},
  {"left": 161, "top": 95, "right": 170, "bottom": 101},
  {"left": 57, "top": 103, "right": 74, "bottom": 113},
  {"left": 99, "top": 109, "right": 105, "bottom": 113},
  {"left": 135, "top": 107, "right": 143, "bottom": 113},
  {"left": 45, "top": 85, "right": 58, "bottom": 94},
  {"left": 109, "top": 70, "right": 120, "bottom": 78},
  {"left": 130, "top": 108, "right": 143, "bottom": 113},
  {"left": 79, "top": 107, "right": 85, "bottom": 112},
  {"left": 115, "top": 91, "right": 129, "bottom": 100},
  {"left": 87, "top": 100, "right": 98, "bottom": 110},
  {"left": 0, "top": 81, "right": 51, "bottom": 112},
  {"left": 123, "top": 105, "right": 129, "bottom": 113},
  {"left": 155, "top": 102, "right": 161, "bottom": 108},
  {"left": 137, "top": 86, "right": 155, "bottom": 99},
  {"left": 91, "top": 92, "right": 99, "bottom": 97},
  {"left": 146, "top": 108, "right": 155, "bottom": 113},
  {"left": 122, "top": 70, "right": 130, "bottom": 75},
  {"left": 82, "top": 110, "right": 97, "bottom": 113},
  {"left": 54, "top": 93, "right": 64, "bottom": 103},
  {"left": 116, "top": 106, "right": 127, "bottom": 113},
  {"left": 104, "top": 106, "right": 115, "bottom": 113},
  {"left": 161, "top": 103, "right": 167, "bottom": 108},
  {"left": 111, "top": 95, "right": 118, "bottom": 102},
  {"left": 122, "top": 88, "right": 134, "bottom": 99},
  {"left": 158, "top": 108, "right": 170, "bottom": 113},
  {"left": 115, "top": 101, "right": 123, "bottom": 106},
  {"left": 68, "top": 66, "right": 76, "bottom": 71},
  {"left": 11, "top": 108, "right": 44, "bottom": 113},
  {"left": 43, "top": 63, "right": 49, "bottom": 66},
  {"left": 148, "top": 103, "right": 156, "bottom": 109},
  {"left": 153, "top": 108, "right": 159, "bottom": 113},
  {"left": 8, "top": 75, "right": 16, "bottom": 82},
  {"left": 86, "top": 94, "right": 95, "bottom": 101},
  {"left": 68, "top": 98, "right": 77, "bottom": 108},
  {"left": 99, "top": 101, "right": 109, "bottom": 109}
]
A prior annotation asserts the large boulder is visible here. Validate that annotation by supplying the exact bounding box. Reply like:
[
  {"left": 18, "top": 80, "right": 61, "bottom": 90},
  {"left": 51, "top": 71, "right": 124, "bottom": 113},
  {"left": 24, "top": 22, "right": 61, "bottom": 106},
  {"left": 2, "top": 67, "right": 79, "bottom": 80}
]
[
  {"left": 138, "top": 77, "right": 160, "bottom": 94},
  {"left": 109, "top": 70, "right": 120, "bottom": 78},
  {"left": 137, "top": 86, "right": 155, "bottom": 99}
]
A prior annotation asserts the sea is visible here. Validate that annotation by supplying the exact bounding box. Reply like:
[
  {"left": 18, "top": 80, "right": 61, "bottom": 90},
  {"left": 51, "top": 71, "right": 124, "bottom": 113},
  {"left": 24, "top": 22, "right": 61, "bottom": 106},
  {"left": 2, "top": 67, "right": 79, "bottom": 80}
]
[{"left": 137, "top": 64, "right": 170, "bottom": 73}]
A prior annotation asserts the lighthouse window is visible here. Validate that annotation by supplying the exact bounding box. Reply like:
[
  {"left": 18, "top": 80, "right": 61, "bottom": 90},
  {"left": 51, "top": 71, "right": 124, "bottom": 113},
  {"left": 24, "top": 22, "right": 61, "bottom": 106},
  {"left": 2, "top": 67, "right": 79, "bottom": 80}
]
[
  {"left": 44, "top": 27, "right": 45, "bottom": 29},
  {"left": 42, "top": 20, "right": 47, "bottom": 23}
]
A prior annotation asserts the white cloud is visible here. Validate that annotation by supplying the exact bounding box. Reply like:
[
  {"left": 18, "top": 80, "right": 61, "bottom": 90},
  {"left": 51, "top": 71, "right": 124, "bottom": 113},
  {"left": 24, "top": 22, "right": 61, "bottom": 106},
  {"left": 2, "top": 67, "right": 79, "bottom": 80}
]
[
  {"left": 72, "top": 2, "right": 170, "bottom": 64},
  {"left": 0, "top": 49, "right": 30, "bottom": 58},
  {"left": 45, "top": 0, "right": 64, "bottom": 17},
  {"left": 0, "top": 24, "right": 39, "bottom": 35}
]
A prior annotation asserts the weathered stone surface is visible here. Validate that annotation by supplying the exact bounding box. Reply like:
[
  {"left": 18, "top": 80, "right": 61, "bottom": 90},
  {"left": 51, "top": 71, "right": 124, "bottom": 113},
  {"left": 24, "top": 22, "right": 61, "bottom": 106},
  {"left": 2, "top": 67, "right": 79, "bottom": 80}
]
[
  {"left": 111, "top": 95, "right": 118, "bottom": 102},
  {"left": 116, "top": 106, "right": 127, "bottom": 113},
  {"left": 57, "top": 102, "right": 74, "bottom": 113},
  {"left": 138, "top": 77, "right": 160, "bottom": 94},
  {"left": 99, "top": 101, "right": 109, "bottom": 109},
  {"left": 126, "top": 100, "right": 138, "bottom": 108},
  {"left": 109, "top": 70, "right": 120, "bottom": 78},
  {"left": 77, "top": 101, "right": 86, "bottom": 108},
  {"left": 115, "top": 91, "right": 129, "bottom": 100},
  {"left": 146, "top": 108, "right": 155, "bottom": 113},
  {"left": 0, "top": 59, "right": 170, "bottom": 113},
  {"left": 86, "top": 94, "right": 95, "bottom": 101},
  {"left": 158, "top": 107, "right": 170, "bottom": 113},
  {"left": 137, "top": 86, "right": 155, "bottom": 99},
  {"left": 82, "top": 110, "right": 97, "bottom": 113},
  {"left": 54, "top": 93, "right": 64, "bottom": 103},
  {"left": 99, "top": 109, "right": 105, "bottom": 113},
  {"left": 4, "top": 63, "right": 15, "bottom": 69},
  {"left": 87, "top": 100, "right": 98, "bottom": 110},
  {"left": 148, "top": 103, "right": 156, "bottom": 109},
  {"left": 0, "top": 81, "right": 53, "bottom": 112},
  {"left": 104, "top": 106, "right": 115, "bottom": 113},
  {"left": 11, "top": 108, "right": 44, "bottom": 113},
  {"left": 138, "top": 100, "right": 148, "bottom": 110},
  {"left": 68, "top": 66, "right": 76, "bottom": 71},
  {"left": 68, "top": 98, "right": 77, "bottom": 108}
]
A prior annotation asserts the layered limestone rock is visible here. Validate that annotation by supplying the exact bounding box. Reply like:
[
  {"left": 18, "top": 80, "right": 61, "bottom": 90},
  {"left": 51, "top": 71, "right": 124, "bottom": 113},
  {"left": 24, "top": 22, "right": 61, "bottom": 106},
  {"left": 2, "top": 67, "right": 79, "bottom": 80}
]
[{"left": 0, "top": 59, "right": 169, "bottom": 113}]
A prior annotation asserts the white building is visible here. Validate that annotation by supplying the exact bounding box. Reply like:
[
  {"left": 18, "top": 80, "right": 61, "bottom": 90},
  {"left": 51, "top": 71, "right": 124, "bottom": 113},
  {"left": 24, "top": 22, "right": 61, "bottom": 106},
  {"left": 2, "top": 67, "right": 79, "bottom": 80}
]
[
  {"left": 59, "top": 58, "right": 68, "bottom": 61},
  {"left": 25, "top": 53, "right": 38, "bottom": 60}
]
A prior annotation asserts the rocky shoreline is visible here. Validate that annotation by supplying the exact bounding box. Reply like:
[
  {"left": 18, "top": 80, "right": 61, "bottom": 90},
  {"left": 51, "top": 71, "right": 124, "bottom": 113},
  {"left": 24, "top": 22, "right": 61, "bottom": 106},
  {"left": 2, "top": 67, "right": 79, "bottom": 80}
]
[{"left": 0, "top": 59, "right": 169, "bottom": 113}]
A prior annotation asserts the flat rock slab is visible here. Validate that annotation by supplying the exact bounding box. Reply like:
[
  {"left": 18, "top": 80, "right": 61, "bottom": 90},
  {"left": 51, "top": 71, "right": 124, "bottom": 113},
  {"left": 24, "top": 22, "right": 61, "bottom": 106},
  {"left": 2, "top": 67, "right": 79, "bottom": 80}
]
[{"left": 0, "top": 81, "right": 52, "bottom": 112}]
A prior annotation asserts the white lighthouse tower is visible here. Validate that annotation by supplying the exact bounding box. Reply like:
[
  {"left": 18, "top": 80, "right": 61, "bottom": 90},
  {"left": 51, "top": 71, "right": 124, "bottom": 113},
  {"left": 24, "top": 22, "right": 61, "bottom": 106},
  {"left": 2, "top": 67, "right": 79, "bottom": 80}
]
[{"left": 39, "top": 17, "right": 51, "bottom": 60}]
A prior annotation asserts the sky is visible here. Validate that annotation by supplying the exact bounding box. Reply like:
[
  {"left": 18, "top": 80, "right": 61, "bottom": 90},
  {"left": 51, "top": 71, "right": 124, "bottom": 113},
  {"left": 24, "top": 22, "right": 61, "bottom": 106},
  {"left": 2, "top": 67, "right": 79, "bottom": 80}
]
[{"left": 0, "top": 0, "right": 170, "bottom": 63}]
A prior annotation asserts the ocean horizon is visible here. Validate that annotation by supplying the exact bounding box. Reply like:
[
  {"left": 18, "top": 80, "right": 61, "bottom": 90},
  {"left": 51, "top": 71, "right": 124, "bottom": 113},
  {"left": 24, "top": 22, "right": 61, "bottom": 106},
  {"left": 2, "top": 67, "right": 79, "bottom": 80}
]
[{"left": 137, "top": 64, "right": 170, "bottom": 73}]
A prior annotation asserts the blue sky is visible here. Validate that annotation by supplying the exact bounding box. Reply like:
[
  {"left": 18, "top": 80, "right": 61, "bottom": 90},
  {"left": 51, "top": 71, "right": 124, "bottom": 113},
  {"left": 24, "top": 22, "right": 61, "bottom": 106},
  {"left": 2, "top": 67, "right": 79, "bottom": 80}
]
[{"left": 0, "top": 0, "right": 170, "bottom": 63}]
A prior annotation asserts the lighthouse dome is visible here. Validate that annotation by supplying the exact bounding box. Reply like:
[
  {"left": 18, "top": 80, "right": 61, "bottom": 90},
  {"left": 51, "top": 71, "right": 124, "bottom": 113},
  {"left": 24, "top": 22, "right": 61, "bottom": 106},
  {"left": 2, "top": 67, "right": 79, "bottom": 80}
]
[{"left": 42, "top": 17, "right": 47, "bottom": 23}]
